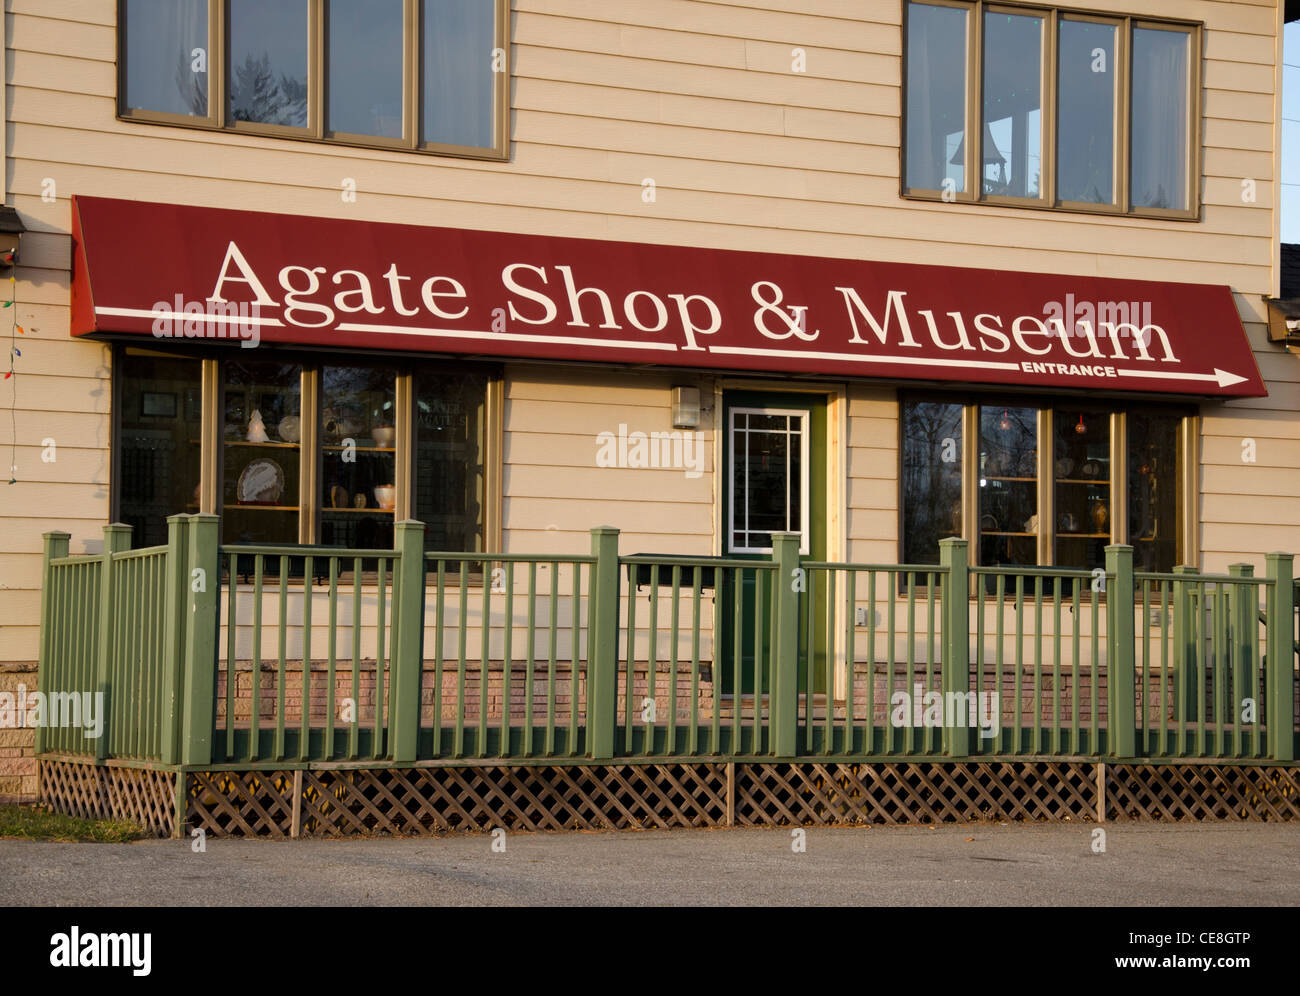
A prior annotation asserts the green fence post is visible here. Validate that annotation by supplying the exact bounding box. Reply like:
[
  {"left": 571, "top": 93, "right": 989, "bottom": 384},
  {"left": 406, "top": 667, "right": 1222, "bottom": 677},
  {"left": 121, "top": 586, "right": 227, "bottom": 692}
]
[
  {"left": 1105, "top": 545, "right": 1137, "bottom": 758},
  {"left": 770, "top": 533, "right": 801, "bottom": 758},
  {"left": 1264, "top": 552, "right": 1295, "bottom": 762},
  {"left": 35, "top": 530, "right": 71, "bottom": 757},
  {"left": 159, "top": 515, "right": 191, "bottom": 765},
  {"left": 1172, "top": 564, "right": 1197, "bottom": 736},
  {"left": 939, "top": 538, "right": 970, "bottom": 758},
  {"left": 588, "top": 527, "right": 620, "bottom": 759},
  {"left": 1227, "top": 564, "right": 1256, "bottom": 753},
  {"left": 390, "top": 520, "right": 426, "bottom": 764},
  {"left": 179, "top": 515, "right": 219, "bottom": 767},
  {"left": 93, "top": 523, "right": 133, "bottom": 762}
]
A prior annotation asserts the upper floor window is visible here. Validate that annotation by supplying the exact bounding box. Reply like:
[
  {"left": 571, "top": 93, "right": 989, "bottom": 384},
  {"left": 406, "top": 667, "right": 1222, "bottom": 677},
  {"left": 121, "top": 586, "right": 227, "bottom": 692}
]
[
  {"left": 903, "top": 1, "right": 1199, "bottom": 219},
  {"left": 118, "top": 0, "right": 508, "bottom": 160}
]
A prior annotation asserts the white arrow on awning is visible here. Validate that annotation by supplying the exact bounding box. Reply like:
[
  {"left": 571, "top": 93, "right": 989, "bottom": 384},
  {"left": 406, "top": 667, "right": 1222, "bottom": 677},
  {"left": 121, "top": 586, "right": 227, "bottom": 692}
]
[
  {"left": 707, "top": 345, "right": 1022, "bottom": 371},
  {"left": 1115, "top": 367, "right": 1247, "bottom": 388}
]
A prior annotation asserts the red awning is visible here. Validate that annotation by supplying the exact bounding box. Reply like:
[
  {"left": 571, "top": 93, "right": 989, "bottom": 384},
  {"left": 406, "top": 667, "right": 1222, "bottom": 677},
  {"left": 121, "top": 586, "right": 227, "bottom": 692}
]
[{"left": 70, "top": 195, "right": 1267, "bottom": 398}]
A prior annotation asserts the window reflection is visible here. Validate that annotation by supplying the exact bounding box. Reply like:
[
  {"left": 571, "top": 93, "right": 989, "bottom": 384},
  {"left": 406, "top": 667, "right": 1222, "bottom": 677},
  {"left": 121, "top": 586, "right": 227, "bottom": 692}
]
[
  {"left": 1129, "top": 413, "right": 1181, "bottom": 571},
  {"left": 979, "top": 406, "right": 1038, "bottom": 567},
  {"left": 982, "top": 11, "right": 1043, "bottom": 199},
  {"left": 415, "top": 369, "right": 488, "bottom": 552},
  {"left": 329, "top": 0, "right": 404, "bottom": 138},
  {"left": 1131, "top": 27, "right": 1190, "bottom": 210},
  {"left": 229, "top": 0, "right": 309, "bottom": 127},
  {"left": 902, "top": 401, "right": 963, "bottom": 564},
  {"left": 123, "top": 0, "right": 208, "bottom": 117},
  {"left": 905, "top": 2, "right": 968, "bottom": 193},
  {"left": 1057, "top": 19, "right": 1117, "bottom": 204},
  {"left": 423, "top": 0, "right": 496, "bottom": 148},
  {"left": 118, "top": 351, "right": 203, "bottom": 549}
]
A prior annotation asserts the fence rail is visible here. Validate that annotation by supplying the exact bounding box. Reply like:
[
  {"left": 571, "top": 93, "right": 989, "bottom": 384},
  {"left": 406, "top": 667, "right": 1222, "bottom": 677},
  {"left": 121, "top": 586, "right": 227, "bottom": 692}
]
[{"left": 36, "top": 518, "right": 1300, "bottom": 769}]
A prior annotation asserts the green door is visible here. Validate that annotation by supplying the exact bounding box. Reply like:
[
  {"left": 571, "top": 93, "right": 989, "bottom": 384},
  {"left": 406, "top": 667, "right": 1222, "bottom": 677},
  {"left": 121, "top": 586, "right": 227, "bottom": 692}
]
[{"left": 720, "top": 391, "right": 828, "bottom": 696}]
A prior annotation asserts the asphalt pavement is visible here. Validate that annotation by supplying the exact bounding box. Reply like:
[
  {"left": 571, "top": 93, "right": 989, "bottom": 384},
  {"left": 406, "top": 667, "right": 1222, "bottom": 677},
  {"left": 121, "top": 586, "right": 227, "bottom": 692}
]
[{"left": 2, "top": 821, "right": 1298, "bottom": 906}]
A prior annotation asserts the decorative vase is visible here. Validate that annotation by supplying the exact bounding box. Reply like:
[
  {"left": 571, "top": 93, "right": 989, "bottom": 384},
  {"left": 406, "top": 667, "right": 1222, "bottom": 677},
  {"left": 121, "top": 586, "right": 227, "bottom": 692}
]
[{"left": 1090, "top": 500, "right": 1108, "bottom": 534}]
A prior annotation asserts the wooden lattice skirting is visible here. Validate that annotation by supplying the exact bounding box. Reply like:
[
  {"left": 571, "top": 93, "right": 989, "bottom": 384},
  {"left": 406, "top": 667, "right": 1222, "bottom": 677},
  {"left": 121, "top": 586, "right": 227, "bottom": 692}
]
[
  {"left": 37, "top": 757, "right": 177, "bottom": 837},
  {"left": 38, "top": 759, "right": 1300, "bottom": 838}
]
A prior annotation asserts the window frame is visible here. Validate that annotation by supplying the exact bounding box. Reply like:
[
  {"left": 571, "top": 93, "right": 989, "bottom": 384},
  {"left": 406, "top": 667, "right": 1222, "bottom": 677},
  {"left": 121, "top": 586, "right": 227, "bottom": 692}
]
[
  {"left": 897, "top": 392, "right": 1197, "bottom": 570},
  {"left": 900, "top": 0, "right": 1202, "bottom": 221},
  {"left": 116, "top": 0, "right": 510, "bottom": 162}
]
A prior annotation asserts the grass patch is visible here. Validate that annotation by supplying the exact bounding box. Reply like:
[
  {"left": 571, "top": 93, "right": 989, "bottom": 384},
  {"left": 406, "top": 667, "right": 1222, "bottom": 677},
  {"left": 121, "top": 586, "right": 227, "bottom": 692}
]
[{"left": 0, "top": 804, "right": 146, "bottom": 842}]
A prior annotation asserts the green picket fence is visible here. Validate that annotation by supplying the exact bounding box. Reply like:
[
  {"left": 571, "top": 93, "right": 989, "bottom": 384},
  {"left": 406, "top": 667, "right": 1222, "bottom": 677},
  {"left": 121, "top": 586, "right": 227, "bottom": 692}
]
[{"left": 36, "top": 518, "right": 1299, "bottom": 769}]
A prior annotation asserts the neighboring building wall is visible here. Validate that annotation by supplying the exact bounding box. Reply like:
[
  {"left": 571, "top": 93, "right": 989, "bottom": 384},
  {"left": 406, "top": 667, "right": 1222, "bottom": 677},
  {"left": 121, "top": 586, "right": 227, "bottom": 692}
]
[{"left": 0, "top": 0, "right": 1292, "bottom": 670}]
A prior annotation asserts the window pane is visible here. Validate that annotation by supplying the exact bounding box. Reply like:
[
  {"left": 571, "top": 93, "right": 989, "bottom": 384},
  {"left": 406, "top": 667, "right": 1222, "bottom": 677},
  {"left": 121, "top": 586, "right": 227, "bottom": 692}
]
[
  {"left": 320, "top": 365, "right": 397, "bottom": 550},
  {"left": 118, "top": 351, "right": 203, "bottom": 549},
  {"left": 905, "top": 2, "right": 968, "bottom": 193},
  {"left": 902, "top": 401, "right": 963, "bottom": 565},
  {"left": 1128, "top": 413, "right": 1181, "bottom": 572},
  {"left": 415, "top": 369, "right": 488, "bottom": 552},
  {"left": 1131, "top": 27, "right": 1191, "bottom": 210},
  {"left": 229, "top": 0, "right": 309, "bottom": 127},
  {"left": 729, "top": 411, "right": 804, "bottom": 552},
  {"left": 1053, "top": 409, "right": 1110, "bottom": 570},
  {"left": 123, "top": 0, "right": 209, "bottom": 117},
  {"left": 328, "top": 0, "right": 404, "bottom": 138},
  {"left": 979, "top": 406, "right": 1037, "bottom": 567},
  {"left": 1057, "top": 20, "right": 1117, "bottom": 204},
  {"left": 223, "top": 360, "right": 301, "bottom": 545},
  {"left": 983, "top": 11, "right": 1043, "bottom": 199},
  {"left": 422, "top": 0, "right": 496, "bottom": 148}
]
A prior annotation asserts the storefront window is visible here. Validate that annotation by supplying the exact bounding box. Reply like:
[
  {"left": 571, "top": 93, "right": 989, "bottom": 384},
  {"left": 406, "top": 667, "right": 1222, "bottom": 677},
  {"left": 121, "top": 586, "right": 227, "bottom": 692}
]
[
  {"left": 1129, "top": 412, "right": 1182, "bottom": 571},
  {"left": 903, "top": 396, "right": 1185, "bottom": 570},
  {"left": 117, "top": 350, "right": 203, "bottom": 549},
  {"left": 415, "top": 369, "right": 489, "bottom": 552},
  {"left": 222, "top": 359, "right": 302, "bottom": 545},
  {"left": 902, "top": 401, "right": 963, "bottom": 564},
  {"left": 1053, "top": 409, "right": 1110, "bottom": 570},
  {"left": 979, "top": 405, "right": 1038, "bottom": 568},
  {"left": 320, "top": 365, "right": 397, "bottom": 550}
]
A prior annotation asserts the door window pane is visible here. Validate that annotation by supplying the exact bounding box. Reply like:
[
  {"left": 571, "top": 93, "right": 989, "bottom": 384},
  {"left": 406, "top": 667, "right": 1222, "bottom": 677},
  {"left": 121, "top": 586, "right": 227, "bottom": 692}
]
[
  {"left": 730, "top": 410, "right": 806, "bottom": 552},
  {"left": 320, "top": 366, "right": 397, "bottom": 550},
  {"left": 1129, "top": 413, "right": 1181, "bottom": 572},
  {"left": 1057, "top": 19, "right": 1117, "bottom": 204},
  {"left": 902, "top": 401, "right": 963, "bottom": 565},
  {"left": 229, "top": 0, "right": 309, "bottom": 127},
  {"left": 1131, "top": 27, "right": 1191, "bottom": 210},
  {"left": 979, "top": 406, "right": 1037, "bottom": 567},
  {"left": 905, "top": 2, "right": 969, "bottom": 193},
  {"left": 415, "top": 369, "right": 489, "bottom": 553},
  {"left": 118, "top": 351, "right": 203, "bottom": 548},
  {"left": 983, "top": 11, "right": 1043, "bottom": 198},
  {"left": 1053, "top": 410, "right": 1111, "bottom": 570},
  {"left": 328, "top": 0, "right": 404, "bottom": 138},
  {"left": 123, "top": 0, "right": 209, "bottom": 117},
  {"left": 222, "top": 360, "right": 301, "bottom": 545},
  {"left": 423, "top": 0, "right": 496, "bottom": 148}
]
